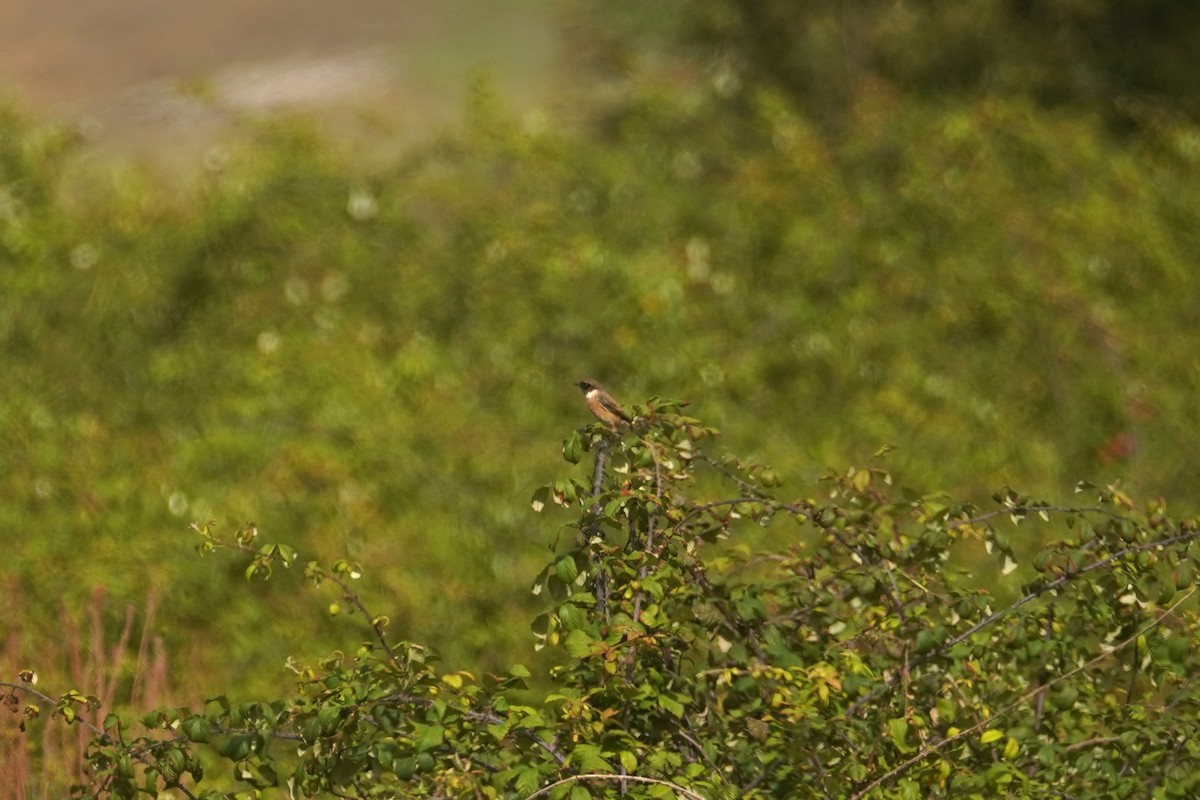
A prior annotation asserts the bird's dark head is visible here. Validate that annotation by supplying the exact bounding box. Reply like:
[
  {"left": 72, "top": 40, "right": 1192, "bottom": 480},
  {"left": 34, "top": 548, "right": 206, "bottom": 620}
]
[{"left": 576, "top": 379, "right": 599, "bottom": 394}]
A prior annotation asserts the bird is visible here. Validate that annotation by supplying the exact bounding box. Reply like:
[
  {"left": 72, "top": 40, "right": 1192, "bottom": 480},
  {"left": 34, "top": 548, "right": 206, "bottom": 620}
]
[{"left": 576, "top": 379, "right": 633, "bottom": 430}]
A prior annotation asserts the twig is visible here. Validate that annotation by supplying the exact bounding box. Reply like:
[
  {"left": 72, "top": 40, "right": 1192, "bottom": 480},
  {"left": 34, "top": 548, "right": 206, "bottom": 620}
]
[
  {"left": 632, "top": 439, "right": 667, "bottom": 624},
  {"left": 945, "top": 528, "right": 1200, "bottom": 650},
  {"left": 944, "top": 505, "right": 1122, "bottom": 531},
  {"left": 589, "top": 436, "right": 610, "bottom": 517},
  {"left": 522, "top": 772, "right": 708, "bottom": 800},
  {"left": 587, "top": 435, "right": 612, "bottom": 620},
  {"left": 847, "top": 526, "right": 1200, "bottom": 717},
  {"left": 848, "top": 586, "right": 1197, "bottom": 800},
  {"left": 319, "top": 570, "right": 402, "bottom": 668},
  {"left": 1, "top": 681, "right": 200, "bottom": 800}
]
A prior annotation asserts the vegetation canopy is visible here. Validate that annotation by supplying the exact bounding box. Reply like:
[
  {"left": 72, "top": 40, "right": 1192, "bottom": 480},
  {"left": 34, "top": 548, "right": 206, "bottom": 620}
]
[
  {"left": 6, "top": 406, "right": 1199, "bottom": 799},
  {"left": 4, "top": 3, "right": 1200, "bottom": 797}
]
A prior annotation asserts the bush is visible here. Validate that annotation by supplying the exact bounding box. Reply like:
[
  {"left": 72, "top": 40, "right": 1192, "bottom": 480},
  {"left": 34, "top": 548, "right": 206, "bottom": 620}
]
[
  {"left": 4, "top": 6, "right": 1200, "bottom": 789},
  {"left": 6, "top": 56, "right": 1200, "bottom": 720},
  {"left": 8, "top": 404, "right": 1199, "bottom": 799}
]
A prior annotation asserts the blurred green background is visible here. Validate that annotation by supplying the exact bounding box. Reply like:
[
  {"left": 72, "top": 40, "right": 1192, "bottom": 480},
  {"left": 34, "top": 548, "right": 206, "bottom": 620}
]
[{"left": 2, "top": 0, "right": 1199, "bottom": 724}]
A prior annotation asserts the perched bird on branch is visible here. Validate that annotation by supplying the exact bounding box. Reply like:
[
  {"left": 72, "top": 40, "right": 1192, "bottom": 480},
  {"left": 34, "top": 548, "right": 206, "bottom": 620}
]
[{"left": 576, "top": 379, "right": 633, "bottom": 431}]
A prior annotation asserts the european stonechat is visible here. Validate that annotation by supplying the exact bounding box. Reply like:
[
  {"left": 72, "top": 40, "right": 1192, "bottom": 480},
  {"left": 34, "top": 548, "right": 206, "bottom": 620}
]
[{"left": 576, "top": 379, "right": 633, "bottom": 430}]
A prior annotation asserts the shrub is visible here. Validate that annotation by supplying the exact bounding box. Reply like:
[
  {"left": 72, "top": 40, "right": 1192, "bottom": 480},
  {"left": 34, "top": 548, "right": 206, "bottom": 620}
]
[{"left": 6, "top": 403, "right": 1199, "bottom": 798}]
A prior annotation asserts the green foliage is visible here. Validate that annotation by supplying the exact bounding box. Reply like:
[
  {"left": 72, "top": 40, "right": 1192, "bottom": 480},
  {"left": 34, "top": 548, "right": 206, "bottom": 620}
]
[
  {"left": 4, "top": 2, "right": 1200, "bottom": 792},
  {"left": 10, "top": 408, "right": 1200, "bottom": 798},
  {"left": 568, "top": 0, "right": 1200, "bottom": 125}
]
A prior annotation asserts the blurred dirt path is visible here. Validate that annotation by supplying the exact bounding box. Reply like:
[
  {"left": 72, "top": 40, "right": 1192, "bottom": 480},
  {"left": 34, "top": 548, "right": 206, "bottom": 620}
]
[{"left": 0, "top": 0, "right": 555, "bottom": 162}]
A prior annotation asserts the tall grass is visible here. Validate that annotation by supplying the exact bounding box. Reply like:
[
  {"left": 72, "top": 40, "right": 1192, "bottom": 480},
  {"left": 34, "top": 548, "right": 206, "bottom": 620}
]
[{"left": 1, "top": 584, "right": 173, "bottom": 799}]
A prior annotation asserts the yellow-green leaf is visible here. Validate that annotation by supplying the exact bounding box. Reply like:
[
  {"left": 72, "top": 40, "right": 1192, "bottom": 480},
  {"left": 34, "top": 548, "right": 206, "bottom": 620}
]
[
  {"left": 1003, "top": 736, "right": 1020, "bottom": 759},
  {"left": 980, "top": 729, "right": 1004, "bottom": 745}
]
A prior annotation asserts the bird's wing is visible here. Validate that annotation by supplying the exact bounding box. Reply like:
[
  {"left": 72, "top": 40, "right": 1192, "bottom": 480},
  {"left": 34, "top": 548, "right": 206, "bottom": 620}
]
[{"left": 599, "top": 393, "right": 633, "bottom": 422}]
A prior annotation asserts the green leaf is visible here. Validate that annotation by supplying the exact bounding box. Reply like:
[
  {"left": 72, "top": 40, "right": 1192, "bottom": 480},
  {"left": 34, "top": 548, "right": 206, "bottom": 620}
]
[
  {"left": 530, "top": 613, "right": 551, "bottom": 638},
  {"left": 514, "top": 765, "right": 541, "bottom": 796},
  {"left": 557, "top": 602, "right": 586, "bottom": 630},
  {"left": 563, "top": 431, "right": 584, "bottom": 464},
  {"left": 317, "top": 704, "right": 343, "bottom": 733},
  {"left": 889, "top": 718, "right": 913, "bottom": 752},
  {"left": 217, "top": 734, "right": 251, "bottom": 760},
  {"left": 657, "top": 694, "right": 685, "bottom": 718},
  {"left": 555, "top": 555, "right": 580, "bottom": 583},
  {"left": 414, "top": 724, "right": 445, "bottom": 753},
  {"left": 639, "top": 576, "right": 664, "bottom": 599},
  {"left": 182, "top": 715, "right": 211, "bottom": 743},
  {"left": 547, "top": 575, "right": 570, "bottom": 602},
  {"left": 393, "top": 756, "right": 415, "bottom": 780},
  {"left": 1052, "top": 686, "right": 1079, "bottom": 710},
  {"left": 531, "top": 486, "right": 550, "bottom": 512},
  {"left": 603, "top": 496, "right": 626, "bottom": 519},
  {"left": 980, "top": 729, "right": 1004, "bottom": 745},
  {"left": 564, "top": 629, "right": 595, "bottom": 659},
  {"left": 569, "top": 743, "right": 611, "bottom": 771},
  {"left": 898, "top": 778, "right": 922, "bottom": 800},
  {"left": 935, "top": 697, "right": 958, "bottom": 725},
  {"left": 1003, "top": 736, "right": 1020, "bottom": 759},
  {"left": 300, "top": 717, "right": 322, "bottom": 745}
]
